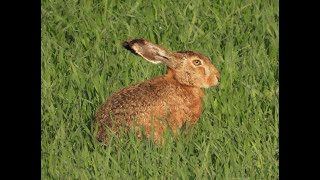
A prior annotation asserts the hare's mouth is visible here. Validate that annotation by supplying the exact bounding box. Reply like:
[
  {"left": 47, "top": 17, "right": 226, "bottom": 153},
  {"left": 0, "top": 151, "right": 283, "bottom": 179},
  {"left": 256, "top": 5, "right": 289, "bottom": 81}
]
[
  {"left": 214, "top": 76, "right": 219, "bottom": 86},
  {"left": 202, "top": 75, "right": 219, "bottom": 88}
]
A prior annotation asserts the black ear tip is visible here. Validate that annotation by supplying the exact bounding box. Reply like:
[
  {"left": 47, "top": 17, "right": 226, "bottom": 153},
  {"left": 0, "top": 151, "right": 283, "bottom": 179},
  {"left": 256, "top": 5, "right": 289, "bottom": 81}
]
[
  {"left": 122, "top": 40, "right": 139, "bottom": 55},
  {"left": 122, "top": 41, "right": 131, "bottom": 49}
]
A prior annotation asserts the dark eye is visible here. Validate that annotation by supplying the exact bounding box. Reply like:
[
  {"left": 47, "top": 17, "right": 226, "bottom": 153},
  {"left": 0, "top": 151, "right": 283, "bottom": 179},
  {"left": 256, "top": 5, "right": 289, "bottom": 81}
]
[{"left": 192, "top": 60, "right": 202, "bottom": 66}]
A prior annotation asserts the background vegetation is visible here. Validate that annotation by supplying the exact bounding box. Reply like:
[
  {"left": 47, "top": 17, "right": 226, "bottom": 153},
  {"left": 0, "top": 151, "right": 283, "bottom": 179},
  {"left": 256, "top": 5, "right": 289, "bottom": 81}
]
[{"left": 41, "top": 0, "right": 279, "bottom": 179}]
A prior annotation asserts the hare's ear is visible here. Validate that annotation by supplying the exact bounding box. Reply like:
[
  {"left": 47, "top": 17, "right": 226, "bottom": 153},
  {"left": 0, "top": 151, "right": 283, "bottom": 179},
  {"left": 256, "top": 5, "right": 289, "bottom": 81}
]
[{"left": 123, "top": 39, "right": 175, "bottom": 68}]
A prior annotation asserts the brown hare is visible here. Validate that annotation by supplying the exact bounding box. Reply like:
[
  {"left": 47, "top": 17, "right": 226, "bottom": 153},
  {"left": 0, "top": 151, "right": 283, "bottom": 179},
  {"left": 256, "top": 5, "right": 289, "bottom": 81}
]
[{"left": 95, "top": 38, "right": 220, "bottom": 143}]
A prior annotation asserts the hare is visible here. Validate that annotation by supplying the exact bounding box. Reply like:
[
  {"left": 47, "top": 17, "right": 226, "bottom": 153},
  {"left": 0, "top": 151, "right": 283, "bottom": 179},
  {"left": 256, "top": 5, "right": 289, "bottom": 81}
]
[{"left": 95, "top": 38, "right": 220, "bottom": 143}]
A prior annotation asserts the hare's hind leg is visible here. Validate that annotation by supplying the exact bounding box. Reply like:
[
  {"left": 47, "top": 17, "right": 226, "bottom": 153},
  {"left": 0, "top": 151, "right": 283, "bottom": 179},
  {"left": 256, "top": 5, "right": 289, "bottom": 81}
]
[{"left": 96, "top": 126, "right": 108, "bottom": 143}]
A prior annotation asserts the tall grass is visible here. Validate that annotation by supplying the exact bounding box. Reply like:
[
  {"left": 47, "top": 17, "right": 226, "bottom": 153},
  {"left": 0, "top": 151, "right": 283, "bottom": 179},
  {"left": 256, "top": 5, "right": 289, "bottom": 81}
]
[{"left": 41, "top": 0, "right": 279, "bottom": 179}]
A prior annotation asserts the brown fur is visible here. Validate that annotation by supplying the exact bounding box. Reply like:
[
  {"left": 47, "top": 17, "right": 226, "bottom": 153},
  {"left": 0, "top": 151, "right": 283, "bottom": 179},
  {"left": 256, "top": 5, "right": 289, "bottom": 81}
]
[{"left": 95, "top": 38, "right": 220, "bottom": 143}]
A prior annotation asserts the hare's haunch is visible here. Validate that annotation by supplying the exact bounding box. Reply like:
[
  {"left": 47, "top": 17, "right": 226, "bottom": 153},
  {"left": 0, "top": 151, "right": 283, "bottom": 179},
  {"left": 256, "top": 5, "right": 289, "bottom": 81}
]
[{"left": 96, "top": 38, "right": 220, "bottom": 143}]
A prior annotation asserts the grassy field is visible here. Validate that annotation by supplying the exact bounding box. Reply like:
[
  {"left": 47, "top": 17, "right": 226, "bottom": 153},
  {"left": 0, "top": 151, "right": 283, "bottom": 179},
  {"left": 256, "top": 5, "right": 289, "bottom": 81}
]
[{"left": 41, "top": 0, "right": 279, "bottom": 179}]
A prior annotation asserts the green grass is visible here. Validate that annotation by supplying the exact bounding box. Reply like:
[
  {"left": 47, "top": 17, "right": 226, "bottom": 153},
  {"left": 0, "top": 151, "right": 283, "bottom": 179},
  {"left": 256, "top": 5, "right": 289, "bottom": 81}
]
[{"left": 41, "top": 0, "right": 279, "bottom": 179}]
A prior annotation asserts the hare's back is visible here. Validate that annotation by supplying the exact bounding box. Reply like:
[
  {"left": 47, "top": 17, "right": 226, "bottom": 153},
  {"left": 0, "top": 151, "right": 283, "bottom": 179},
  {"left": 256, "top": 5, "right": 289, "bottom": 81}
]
[{"left": 101, "top": 78, "right": 172, "bottom": 120}]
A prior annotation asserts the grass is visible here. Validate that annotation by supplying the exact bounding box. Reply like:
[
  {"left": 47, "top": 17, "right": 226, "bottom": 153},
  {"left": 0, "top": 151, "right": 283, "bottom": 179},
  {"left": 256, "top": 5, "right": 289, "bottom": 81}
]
[{"left": 41, "top": 0, "right": 279, "bottom": 179}]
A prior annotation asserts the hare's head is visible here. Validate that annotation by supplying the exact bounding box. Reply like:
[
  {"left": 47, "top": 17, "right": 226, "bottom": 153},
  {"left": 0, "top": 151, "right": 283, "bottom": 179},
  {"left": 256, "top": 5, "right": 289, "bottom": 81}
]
[{"left": 123, "top": 38, "right": 220, "bottom": 88}]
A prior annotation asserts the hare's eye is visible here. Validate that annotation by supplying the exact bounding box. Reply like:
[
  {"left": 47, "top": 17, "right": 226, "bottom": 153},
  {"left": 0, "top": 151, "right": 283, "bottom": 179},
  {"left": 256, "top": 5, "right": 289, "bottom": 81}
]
[{"left": 192, "top": 60, "right": 202, "bottom": 66}]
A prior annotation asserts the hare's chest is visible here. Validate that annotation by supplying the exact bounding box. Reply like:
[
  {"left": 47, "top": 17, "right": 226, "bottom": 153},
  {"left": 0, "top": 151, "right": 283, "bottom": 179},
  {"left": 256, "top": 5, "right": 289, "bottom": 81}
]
[{"left": 165, "top": 87, "right": 203, "bottom": 120}]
